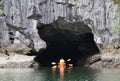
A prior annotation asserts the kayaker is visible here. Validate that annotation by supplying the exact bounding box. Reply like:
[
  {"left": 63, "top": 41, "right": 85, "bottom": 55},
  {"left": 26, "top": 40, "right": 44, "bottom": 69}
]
[{"left": 58, "top": 58, "right": 66, "bottom": 68}]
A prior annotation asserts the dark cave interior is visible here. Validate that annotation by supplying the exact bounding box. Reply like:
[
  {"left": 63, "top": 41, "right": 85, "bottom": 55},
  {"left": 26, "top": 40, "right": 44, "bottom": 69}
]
[{"left": 35, "top": 19, "right": 100, "bottom": 67}]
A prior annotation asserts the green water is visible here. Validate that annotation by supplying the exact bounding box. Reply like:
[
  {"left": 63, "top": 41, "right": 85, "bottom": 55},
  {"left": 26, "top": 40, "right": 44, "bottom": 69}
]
[{"left": 0, "top": 67, "right": 120, "bottom": 81}]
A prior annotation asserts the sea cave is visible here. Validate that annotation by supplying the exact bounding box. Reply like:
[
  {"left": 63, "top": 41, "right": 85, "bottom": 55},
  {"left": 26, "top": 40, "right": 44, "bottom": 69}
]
[{"left": 35, "top": 17, "right": 100, "bottom": 67}]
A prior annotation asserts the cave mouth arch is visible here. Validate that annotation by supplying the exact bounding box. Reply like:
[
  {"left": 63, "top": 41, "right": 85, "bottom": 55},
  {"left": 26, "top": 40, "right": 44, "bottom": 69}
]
[{"left": 35, "top": 17, "right": 100, "bottom": 67}]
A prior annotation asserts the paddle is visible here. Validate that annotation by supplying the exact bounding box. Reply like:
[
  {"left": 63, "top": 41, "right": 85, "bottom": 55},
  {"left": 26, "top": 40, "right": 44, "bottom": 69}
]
[{"left": 51, "top": 58, "right": 73, "bottom": 67}]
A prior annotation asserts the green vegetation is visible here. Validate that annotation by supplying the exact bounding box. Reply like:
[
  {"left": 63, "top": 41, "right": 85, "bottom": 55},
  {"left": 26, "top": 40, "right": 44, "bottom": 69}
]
[
  {"left": 112, "top": 23, "right": 120, "bottom": 34},
  {"left": 112, "top": 8, "right": 120, "bottom": 35},
  {"left": 0, "top": 9, "right": 4, "bottom": 16},
  {"left": 75, "top": 0, "right": 78, "bottom": 6},
  {"left": 114, "top": 0, "right": 120, "bottom": 4},
  {"left": 0, "top": 0, "right": 3, "bottom": 16},
  {"left": 113, "top": 0, "right": 120, "bottom": 35}
]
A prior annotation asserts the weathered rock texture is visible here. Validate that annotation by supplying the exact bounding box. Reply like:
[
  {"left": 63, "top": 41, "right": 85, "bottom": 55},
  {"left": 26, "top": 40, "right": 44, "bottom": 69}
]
[
  {"left": 0, "top": 0, "right": 119, "bottom": 54},
  {"left": 0, "top": 53, "right": 37, "bottom": 68},
  {"left": 90, "top": 53, "right": 120, "bottom": 68}
]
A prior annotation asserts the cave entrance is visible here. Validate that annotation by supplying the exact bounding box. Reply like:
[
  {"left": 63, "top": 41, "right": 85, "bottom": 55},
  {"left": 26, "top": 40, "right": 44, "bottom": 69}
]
[{"left": 35, "top": 17, "right": 100, "bottom": 67}]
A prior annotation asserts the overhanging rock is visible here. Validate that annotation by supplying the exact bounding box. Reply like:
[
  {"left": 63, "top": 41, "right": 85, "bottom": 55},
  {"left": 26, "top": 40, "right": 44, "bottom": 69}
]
[{"left": 36, "top": 17, "right": 100, "bottom": 66}]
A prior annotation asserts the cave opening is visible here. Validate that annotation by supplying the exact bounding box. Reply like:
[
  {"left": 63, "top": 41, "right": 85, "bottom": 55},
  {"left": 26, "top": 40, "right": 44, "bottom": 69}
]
[{"left": 35, "top": 18, "right": 100, "bottom": 67}]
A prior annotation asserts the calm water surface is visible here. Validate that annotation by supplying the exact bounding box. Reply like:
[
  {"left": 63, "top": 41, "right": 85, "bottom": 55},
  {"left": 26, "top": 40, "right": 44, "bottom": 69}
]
[{"left": 0, "top": 67, "right": 120, "bottom": 81}]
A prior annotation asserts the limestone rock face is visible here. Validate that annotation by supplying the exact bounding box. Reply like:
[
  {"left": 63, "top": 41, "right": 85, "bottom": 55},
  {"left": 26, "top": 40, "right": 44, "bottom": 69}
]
[
  {"left": 6, "top": 44, "right": 31, "bottom": 54},
  {"left": 90, "top": 53, "right": 120, "bottom": 68},
  {"left": 0, "top": 0, "right": 46, "bottom": 52},
  {"left": 0, "top": 54, "right": 37, "bottom": 68},
  {"left": 0, "top": 0, "right": 120, "bottom": 53}
]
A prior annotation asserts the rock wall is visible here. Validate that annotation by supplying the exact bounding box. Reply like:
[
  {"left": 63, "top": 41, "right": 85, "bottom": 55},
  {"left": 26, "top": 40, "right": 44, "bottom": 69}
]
[
  {"left": 0, "top": 54, "right": 37, "bottom": 68},
  {"left": 0, "top": 0, "right": 120, "bottom": 53}
]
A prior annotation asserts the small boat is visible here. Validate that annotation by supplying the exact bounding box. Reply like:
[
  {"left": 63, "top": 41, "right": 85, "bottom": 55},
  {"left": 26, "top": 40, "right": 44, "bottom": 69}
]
[
  {"left": 51, "top": 58, "right": 73, "bottom": 69},
  {"left": 58, "top": 59, "right": 66, "bottom": 69}
]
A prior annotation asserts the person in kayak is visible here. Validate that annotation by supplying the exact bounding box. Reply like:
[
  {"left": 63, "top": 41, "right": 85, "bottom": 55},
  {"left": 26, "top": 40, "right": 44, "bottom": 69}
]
[{"left": 58, "top": 58, "right": 66, "bottom": 68}]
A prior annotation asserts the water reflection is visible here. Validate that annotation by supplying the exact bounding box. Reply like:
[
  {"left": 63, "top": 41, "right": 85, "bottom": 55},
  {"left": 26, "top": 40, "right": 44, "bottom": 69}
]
[
  {"left": 59, "top": 68, "right": 64, "bottom": 81},
  {"left": 52, "top": 66, "right": 65, "bottom": 81},
  {"left": 0, "top": 68, "right": 120, "bottom": 81},
  {"left": 0, "top": 68, "right": 45, "bottom": 81},
  {"left": 52, "top": 67, "right": 56, "bottom": 76}
]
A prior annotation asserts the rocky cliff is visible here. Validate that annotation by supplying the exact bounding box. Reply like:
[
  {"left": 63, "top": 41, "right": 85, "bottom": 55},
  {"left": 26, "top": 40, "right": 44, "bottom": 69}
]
[{"left": 0, "top": 0, "right": 120, "bottom": 54}]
